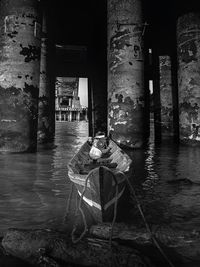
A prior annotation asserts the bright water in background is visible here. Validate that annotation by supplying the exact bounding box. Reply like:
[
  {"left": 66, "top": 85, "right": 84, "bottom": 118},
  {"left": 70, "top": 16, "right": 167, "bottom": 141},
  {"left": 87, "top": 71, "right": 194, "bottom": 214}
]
[{"left": 1, "top": 121, "right": 200, "bottom": 235}]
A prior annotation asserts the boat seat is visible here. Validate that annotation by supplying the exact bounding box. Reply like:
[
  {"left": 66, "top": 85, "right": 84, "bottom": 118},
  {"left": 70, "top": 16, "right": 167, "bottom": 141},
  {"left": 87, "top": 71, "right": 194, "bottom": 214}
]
[
  {"left": 79, "top": 162, "right": 118, "bottom": 175},
  {"left": 100, "top": 150, "right": 112, "bottom": 158},
  {"left": 97, "top": 157, "right": 112, "bottom": 164}
]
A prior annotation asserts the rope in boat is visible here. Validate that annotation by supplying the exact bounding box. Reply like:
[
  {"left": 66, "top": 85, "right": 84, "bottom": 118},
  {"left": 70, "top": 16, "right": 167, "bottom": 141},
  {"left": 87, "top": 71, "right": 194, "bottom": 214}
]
[
  {"left": 123, "top": 173, "right": 175, "bottom": 267},
  {"left": 71, "top": 190, "right": 80, "bottom": 239},
  {"left": 95, "top": 166, "right": 120, "bottom": 267},
  {"left": 109, "top": 182, "right": 120, "bottom": 267},
  {"left": 66, "top": 161, "right": 173, "bottom": 265},
  {"left": 64, "top": 178, "right": 88, "bottom": 243},
  {"left": 109, "top": 182, "right": 118, "bottom": 247},
  {"left": 67, "top": 166, "right": 121, "bottom": 267},
  {"left": 71, "top": 175, "right": 91, "bottom": 244},
  {"left": 65, "top": 181, "right": 74, "bottom": 218}
]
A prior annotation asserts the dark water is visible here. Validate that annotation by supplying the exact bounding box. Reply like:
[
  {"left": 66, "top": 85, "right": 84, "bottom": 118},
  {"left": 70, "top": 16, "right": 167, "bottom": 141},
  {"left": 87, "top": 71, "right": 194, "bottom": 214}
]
[
  {"left": 126, "top": 142, "right": 200, "bottom": 232},
  {"left": 1, "top": 121, "right": 200, "bottom": 236},
  {"left": 0, "top": 121, "right": 88, "bottom": 235}
]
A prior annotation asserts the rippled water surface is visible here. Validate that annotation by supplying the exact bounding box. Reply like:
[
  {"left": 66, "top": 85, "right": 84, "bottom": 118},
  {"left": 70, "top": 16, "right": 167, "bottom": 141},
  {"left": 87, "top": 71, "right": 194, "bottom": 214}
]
[
  {"left": 127, "top": 142, "right": 200, "bottom": 231},
  {"left": 1, "top": 121, "right": 200, "bottom": 235},
  {"left": 0, "top": 121, "right": 88, "bottom": 235}
]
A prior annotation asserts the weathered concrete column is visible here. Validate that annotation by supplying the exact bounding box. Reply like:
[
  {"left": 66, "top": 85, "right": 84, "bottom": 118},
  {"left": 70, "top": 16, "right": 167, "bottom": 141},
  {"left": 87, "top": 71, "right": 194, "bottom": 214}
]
[
  {"left": 84, "top": 109, "right": 88, "bottom": 121},
  {"left": 77, "top": 111, "right": 80, "bottom": 121},
  {"left": 59, "top": 110, "right": 61, "bottom": 121},
  {"left": 63, "top": 113, "right": 66, "bottom": 121},
  {"left": 152, "top": 50, "right": 161, "bottom": 143},
  {"left": 107, "top": 0, "right": 145, "bottom": 148},
  {"left": 37, "top": 6, "right": 55, "bottom": 144},
  {"left": 68, "top": 111, "right": 72, "bottom": 122},
  {"left": 0, "top": 0, "right": 41, "bottom": 152},
  {"left": 177, "top": 13, "right": 200, "bottom": 143},
  {"left": 159, "top": 55, "right": 173, "bottom": 139}
]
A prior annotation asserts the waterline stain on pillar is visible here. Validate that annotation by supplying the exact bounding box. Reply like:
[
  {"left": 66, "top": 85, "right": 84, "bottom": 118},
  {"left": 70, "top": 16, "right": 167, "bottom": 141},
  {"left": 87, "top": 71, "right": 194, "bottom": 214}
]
[
  {"left": 159, "top": 55, "right": 173, "bottom": 139},
  {"left": 0, "top": 0, "right": 41, "bottom": 152},
  {"left": 37, "top": 7, "right": 55, "bottom": 144},
  {"left": 107, "top": 0, "right": 145, "bottom": 148},
  {"left": 177, "top": 13, "right": 200, "bottom": 143}
]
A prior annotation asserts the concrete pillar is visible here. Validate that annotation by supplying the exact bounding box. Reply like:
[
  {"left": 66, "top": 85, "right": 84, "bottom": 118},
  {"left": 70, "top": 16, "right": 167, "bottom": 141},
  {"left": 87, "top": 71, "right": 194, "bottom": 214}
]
[
  {"left": 68, "top": 111, "right": 72, "bottom": 122},
  {"left": 76, "top": 111, "right": 80, "bottom": 121},
  {"left": 88, "top": 0, "right": 107, "bottom": 136},
  {"left": 59, "top": 110, "right": 62, "bottom": 121},
  {"left": 63, "top": 113, "right": 66, "bottom": 121},
  {"left": 69, "top": 98, "right": 72, "bottom": 107},
  {"left": 85, "top": 109, "right": 88, "bottom": 121},
  {"left": 0, "top": 0, "right": 41, "bottom": 152},
  {"left": 159, "top": 55, "right": 173, "bottom": 139},
  {"left": 107, "top": 0, "right": 145, "bottom": 148},
  {"left": 177, "top": 13, "right": 200, "bottom": 143},
  {"left": 37, "top": 5, "right": 55, "bottom": 144}
]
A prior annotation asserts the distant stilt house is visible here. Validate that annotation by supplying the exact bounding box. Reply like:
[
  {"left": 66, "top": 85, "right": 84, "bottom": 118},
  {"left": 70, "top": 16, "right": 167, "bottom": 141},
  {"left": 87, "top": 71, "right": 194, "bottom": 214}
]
[{"left": 55, "top": 77, "right": 88, "bottom": 122}]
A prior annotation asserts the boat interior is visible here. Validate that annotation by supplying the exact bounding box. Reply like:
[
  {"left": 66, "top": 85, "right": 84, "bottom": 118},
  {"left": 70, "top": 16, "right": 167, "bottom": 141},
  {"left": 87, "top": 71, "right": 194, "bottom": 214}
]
[{"left": 68, "top": 139, "right": 132, "bottom": 178}]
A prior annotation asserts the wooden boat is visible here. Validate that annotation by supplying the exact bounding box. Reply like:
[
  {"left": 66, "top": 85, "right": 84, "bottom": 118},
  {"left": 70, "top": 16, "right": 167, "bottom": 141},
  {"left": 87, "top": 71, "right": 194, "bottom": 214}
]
[{"left": 67, "top": 137, "right": 132, "bottom": 223}]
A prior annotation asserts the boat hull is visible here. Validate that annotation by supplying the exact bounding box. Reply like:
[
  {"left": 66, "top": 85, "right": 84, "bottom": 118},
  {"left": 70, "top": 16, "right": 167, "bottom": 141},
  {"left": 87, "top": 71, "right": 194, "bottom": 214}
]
[
  {"left": 72, "top": 166, "right": 126, "bottom": 223},
  {"left": 67, "top": 139, "right": 132, "bottom": 223}
]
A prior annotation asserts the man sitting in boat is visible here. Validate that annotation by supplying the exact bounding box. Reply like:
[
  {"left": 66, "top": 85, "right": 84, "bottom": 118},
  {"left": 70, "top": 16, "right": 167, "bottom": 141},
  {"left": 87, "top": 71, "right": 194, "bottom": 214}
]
[{"left": 89, "top": 132, "right": 110, "bottom": 160}]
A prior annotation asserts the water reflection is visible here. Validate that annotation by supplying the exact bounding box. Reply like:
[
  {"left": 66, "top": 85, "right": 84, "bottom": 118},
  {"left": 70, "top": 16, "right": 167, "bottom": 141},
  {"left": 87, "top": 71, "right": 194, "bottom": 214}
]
[
  {"left": 143, "top": 142, "right": 159, "bottom": 190},
  {"left": 0, "top": 153, "right": 39, "bottom": 232},
  {"left": 0, "top": 121, "right": 88, "bottom": 235},
  {"left": 1, "top": 121, "right": 200, "bottom": 235},
  {"left": 127, "top": 142, "right": 200, "bottom": 231}
]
